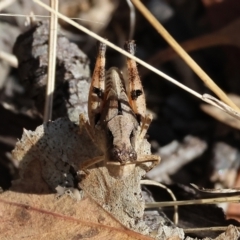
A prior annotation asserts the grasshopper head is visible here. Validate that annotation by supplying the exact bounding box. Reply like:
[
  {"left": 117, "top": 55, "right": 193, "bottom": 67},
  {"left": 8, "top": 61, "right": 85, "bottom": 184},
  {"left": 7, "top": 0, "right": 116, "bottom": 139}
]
[
  {"left": 106, "top": 114, "right": 138, "bottom": 165},
  {"left": 111, "top": 143, "right": 137, "bottom": 164}
]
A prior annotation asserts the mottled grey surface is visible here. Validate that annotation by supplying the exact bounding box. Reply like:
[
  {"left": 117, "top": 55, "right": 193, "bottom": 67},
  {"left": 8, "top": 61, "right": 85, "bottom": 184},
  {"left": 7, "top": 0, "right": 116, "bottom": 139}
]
[{"left": 13, "top": 21, "right": 90, "bottom": 123}]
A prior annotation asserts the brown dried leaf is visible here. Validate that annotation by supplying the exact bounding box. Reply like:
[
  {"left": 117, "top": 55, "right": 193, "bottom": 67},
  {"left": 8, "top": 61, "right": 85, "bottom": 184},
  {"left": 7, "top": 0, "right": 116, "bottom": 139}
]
[
  {"left": 59, "top": 0, "right": 118, "bottom": 33},
  {"left": 0, "top": 191, "right": 153, "bottom": 240},
  {"left": 12, "top": 117, "right": 102, "bottom": 193},
  {"left": 79, "top": 166, "right": 147, "bottom": 232},
  {"left": 10, "top": 118, "right": 157, "bottom": 236},
  {"left": 12, "top": 116, "right": 237, "bottom": 239},
  {"left": 9, "top": 112, "right": 238, "bottom": 239}
]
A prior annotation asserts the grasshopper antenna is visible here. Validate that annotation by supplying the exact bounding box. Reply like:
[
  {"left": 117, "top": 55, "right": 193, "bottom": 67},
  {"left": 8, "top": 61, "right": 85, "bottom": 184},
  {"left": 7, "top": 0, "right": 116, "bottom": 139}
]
[{"left": 126, "top": 0, "right": 136, "bottom": 40}]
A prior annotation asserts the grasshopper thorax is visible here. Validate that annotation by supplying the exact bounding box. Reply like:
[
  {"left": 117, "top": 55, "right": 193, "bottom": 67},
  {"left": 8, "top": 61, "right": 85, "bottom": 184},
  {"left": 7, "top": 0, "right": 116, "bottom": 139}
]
[{"left": 93, "top": 67, "right": 139, "bottom": 166}]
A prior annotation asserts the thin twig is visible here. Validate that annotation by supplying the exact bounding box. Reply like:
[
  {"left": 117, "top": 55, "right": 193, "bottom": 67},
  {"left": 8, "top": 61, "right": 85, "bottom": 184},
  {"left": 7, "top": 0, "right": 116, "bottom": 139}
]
[
  {"left": 184, "top": 226, "right": 240, "bottom": 233},
  {"left": 141, "top": 179, "right": 178, "bottom": 225},
  {"left": 145, "top": 195, "right": 240, "bottom": 208},
  {"left": 43, "top": 0, "right": 58, "bottom": 122},
  {"left": 130, "top": 0, "right": 240, "bottom": 112}
]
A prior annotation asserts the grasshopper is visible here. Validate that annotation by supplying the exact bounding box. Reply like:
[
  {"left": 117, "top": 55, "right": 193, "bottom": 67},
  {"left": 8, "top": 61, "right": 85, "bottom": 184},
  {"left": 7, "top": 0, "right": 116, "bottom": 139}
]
[{"left": 80, "top": 40, "right": 160, "bottom": 177}]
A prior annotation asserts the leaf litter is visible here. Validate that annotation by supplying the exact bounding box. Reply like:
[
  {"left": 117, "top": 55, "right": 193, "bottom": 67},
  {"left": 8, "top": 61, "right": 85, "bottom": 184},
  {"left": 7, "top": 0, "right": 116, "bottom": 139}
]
[
  {"left": 1, "top": 1, "right": 240, "bottom": 239},
  {"left": 0, "top": 117, "right": 184, "bottom": 239},
  {"left": 1, "top": 116, "right": 239, "bottom": 239}
]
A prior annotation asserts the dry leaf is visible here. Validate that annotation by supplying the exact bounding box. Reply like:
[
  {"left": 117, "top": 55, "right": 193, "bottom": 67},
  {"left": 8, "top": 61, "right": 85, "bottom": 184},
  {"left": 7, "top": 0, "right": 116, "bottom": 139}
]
[
  {"left": 79, "top": 166, "right": 147, "bottom": 232},
  {"left": 60, "top": 0, "right": 117, "bottom": 33},
  {"left": 12, "top": 117, "right": 101, "bottom": 193},
  {"left": 0, "top": 191, "right": 153, "bottom": 240},
  {"left": 7, "top": 117, "right": 237, "bottom": 239},
  {"left": 10, "top": 117, "right": 156, "bottom": 234},
  {"left": 8, "top": 117, "right": 187, "bottom": 239},
  {"left": 4, "top": 117, "right": 153, "bottom": 239},
  {"left": 9, "top": 118, "right": 151, "bottom": 233}
]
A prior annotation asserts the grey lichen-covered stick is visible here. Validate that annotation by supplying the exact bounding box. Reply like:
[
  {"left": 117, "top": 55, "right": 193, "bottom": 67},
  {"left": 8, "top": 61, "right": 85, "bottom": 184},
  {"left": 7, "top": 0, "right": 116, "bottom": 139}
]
[{"left": 80, "top": 41, "right": 160, "bottom": 178}]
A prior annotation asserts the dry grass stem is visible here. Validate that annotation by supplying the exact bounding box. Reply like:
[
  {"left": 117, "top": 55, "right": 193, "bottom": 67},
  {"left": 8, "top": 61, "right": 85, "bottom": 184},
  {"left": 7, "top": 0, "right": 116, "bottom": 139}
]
[
  {"left": 0, "top": 13, "right": 104, "bottom": 24},
  {"left": 131, "top": 0, "right": 240, "bottom": 112},
  {"left": 184, "top": 226, "right": 240, "bottom": 233},
  {"left": 141, "top": 179, "right": 178, "bottom": 224},
  {"left": 145, "top": 195, "right": 240, "bottom": 208},
  {"left": 0, "top": 51, "right": 18, "bottom": 68},
  {"left": 43, "top": 0, "right": 58, "bottom": 122}
]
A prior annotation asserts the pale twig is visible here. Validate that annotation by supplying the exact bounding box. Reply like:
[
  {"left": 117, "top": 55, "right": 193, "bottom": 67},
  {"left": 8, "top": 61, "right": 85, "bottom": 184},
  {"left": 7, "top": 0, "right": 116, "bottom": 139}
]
[
  {"left": 0, "top": 13, "right": 104, "bottom": 25},
  {"left": 145, "top": 195, "right": 240, "bottom": 208},
  {"left": 130, "top": 0, "right": 240, "bottom": 112},
  {"left": 0, "top": 0, "right": 16, "bottom": 12},
  {"left": 0, "top": 51, "right": 18, "bottom": 68},
  {"left": 33, "top": 0, "right": 240, "bottom": 121},
  {"left": 184, "top": 226, "right": 240, "bottom": 233},
  {"left": 43, "top": 0, "right": 58, "bottom": 122},
  {"left": 141, "top": 179, "right": 178, "bottom": 225}
]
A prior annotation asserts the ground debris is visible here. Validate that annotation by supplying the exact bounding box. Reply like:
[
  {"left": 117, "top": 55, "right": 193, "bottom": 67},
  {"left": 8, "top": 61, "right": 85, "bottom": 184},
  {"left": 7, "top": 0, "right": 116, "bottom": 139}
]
[{"left": 13, "top": 20, "right": 90, "bottom": 123}]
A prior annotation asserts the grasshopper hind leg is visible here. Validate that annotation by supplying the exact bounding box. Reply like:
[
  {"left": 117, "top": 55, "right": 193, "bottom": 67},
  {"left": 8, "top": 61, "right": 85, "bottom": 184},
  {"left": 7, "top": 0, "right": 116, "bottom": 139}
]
[
  {"left": 88, "top": 42, "right": 107, "bottom": 128},
  {"left": 124, "top": 41, "right": 153, "bottom": 142},
  {"left": 124, "top": 40, "right": 146, "bottom": 124}
]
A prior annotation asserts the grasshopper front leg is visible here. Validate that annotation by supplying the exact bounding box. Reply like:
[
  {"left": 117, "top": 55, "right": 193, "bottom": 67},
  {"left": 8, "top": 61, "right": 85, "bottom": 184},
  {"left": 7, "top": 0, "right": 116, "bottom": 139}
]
[
  {"left": 79, "top": 155, "right": 105, "bottom": 170},
  {"left": 137, "top": 154, "right": 160, "bottom": 170}
]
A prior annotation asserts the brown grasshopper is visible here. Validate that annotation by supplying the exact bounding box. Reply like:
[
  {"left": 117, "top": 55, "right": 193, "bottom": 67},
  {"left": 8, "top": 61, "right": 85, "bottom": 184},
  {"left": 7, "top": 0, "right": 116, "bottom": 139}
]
[{"left": 80, "top": 41, "right": 160, "bottom": 177}]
